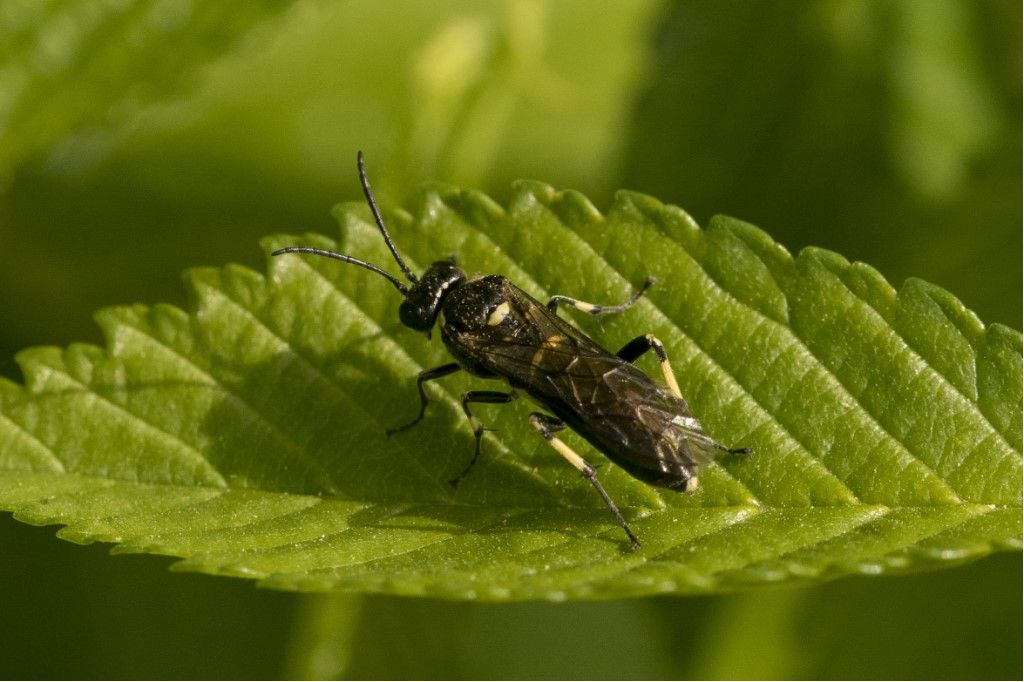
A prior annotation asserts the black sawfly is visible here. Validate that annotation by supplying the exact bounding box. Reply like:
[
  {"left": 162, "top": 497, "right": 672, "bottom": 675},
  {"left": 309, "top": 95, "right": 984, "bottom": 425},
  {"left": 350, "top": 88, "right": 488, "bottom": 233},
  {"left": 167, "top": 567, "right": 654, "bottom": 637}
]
[{"left": 273, "top": 152, "right": 750, "bottom": 550}]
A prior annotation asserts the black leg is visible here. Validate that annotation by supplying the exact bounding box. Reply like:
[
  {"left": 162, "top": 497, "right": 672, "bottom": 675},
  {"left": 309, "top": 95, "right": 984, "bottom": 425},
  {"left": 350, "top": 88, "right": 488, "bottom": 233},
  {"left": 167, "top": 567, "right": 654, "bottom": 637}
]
[
  {"left": 450, "top": 390, "right": 516, "bottom": 487},
  {"left": 547, "top": 277, "right": 654, "bottom": 316},
  {"left": 528, "top": 412, "right": 641, "bottom": 551},
  {"left": 387, "top": 362, "right": 461, "bottom": 435}
]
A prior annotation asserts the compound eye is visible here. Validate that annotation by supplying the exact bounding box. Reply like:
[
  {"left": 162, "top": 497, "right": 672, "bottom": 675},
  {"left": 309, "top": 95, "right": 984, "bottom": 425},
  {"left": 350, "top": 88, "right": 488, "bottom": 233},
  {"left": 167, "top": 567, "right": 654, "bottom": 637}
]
[
  {"left": 399, "top": 300, "right": 434, "bottom": 331},
  {"left": 485, "top": 300, "right": 511, "bottom": 327}
]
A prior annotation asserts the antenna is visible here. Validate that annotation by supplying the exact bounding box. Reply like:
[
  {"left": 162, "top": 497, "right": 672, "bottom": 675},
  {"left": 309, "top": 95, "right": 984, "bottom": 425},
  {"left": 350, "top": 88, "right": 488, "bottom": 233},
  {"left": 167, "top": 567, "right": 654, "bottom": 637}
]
[
  {"left": 272, "top": 152, "right": 420, "bottom": 295},
  {"left": 357, "top": 151, "right": 418, "bottom": 284},
  {"left": 271, "top": 246, "right": 409, "bottom": 294}
]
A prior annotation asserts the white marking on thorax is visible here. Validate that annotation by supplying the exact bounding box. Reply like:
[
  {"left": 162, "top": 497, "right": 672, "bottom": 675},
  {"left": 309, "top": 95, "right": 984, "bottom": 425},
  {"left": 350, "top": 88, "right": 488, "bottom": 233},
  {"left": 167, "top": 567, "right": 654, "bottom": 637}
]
[{"left": 486, "top": 301, "right": 511, "bottom": 326}]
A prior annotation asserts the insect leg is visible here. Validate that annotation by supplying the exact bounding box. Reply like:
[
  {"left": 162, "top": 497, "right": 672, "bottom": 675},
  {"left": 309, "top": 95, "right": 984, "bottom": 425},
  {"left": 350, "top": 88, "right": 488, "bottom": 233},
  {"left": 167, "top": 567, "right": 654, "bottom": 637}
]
[
  {"left": 451, "top": 390, "right": 516, "bottom": 487},
  {"left": 387, "top": 362, "right": 461, "bottom": 435},
  {"left": 528, "top": 412, "right": 641, "bottom": 551},
  {"left": 616, "top": 336, "right": 752, "bottom": 457},
  {"left": 546, "top": 277, "right": 655, "bottom": 316},
  {"left": 615, "top": 334, "right": 683, "bottom": 399}
]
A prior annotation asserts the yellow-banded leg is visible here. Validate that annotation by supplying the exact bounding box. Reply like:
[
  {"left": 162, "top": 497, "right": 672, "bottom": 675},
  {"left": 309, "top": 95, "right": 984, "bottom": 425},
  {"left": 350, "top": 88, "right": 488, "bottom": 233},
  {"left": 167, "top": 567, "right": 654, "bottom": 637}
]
[
  {"left": 546, "top": 277, "right": 655, "bottom": 316},
  {"left": 616, "top": 335, "right": 751, "bottom": 457},
  {"left": 528, "top": 412, "right": 641, "bottom": 551},
  {"left": 615, "top": 334, "right": 683, "bottom": 398}
]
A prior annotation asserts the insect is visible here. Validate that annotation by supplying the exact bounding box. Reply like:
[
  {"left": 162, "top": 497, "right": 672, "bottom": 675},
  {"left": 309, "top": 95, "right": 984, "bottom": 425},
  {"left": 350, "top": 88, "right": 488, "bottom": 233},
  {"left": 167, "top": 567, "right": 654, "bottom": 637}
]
[{"left": 273, "top": 152, "right": 750, "bottom": 550}]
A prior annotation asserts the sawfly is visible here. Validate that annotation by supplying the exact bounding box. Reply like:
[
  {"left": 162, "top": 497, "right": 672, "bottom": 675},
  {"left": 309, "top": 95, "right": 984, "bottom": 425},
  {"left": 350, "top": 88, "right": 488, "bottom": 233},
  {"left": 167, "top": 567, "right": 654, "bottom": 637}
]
[{"left": 273, "top": 152, "right": 750, "bottom": 550}]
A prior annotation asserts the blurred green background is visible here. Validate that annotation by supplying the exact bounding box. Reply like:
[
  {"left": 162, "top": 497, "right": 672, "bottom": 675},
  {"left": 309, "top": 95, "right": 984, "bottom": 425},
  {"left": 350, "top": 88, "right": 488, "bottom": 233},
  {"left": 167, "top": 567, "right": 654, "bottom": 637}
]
[{"left": 0, "top": 0, "right": 1020, "bottom": 678}]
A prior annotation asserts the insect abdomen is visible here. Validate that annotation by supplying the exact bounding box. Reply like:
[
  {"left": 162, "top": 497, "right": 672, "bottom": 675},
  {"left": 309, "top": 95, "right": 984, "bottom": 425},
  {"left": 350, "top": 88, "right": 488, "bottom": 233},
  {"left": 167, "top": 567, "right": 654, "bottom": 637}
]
[{"left": 535, "top": 362, "right": 699, "bottom": 491}]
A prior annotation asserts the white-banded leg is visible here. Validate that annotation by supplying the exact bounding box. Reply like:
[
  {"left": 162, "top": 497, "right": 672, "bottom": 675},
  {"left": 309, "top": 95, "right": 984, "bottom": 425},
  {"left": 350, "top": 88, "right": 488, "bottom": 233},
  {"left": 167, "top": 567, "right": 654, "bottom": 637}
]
[
  {"left": 546, "top": 277, "right": 655, "bottom": 317},
  {"left": 450, "top": 390, "right": 515, "bottom": 487},
  {"left": 387, "top": 362, "right": 462, "bottom": 435},
  {"left": 528, "top": 412, "right": 641, "bottom": 551},
  {"left": 616, "top": 336, "right": 751, "bottom": 456}
]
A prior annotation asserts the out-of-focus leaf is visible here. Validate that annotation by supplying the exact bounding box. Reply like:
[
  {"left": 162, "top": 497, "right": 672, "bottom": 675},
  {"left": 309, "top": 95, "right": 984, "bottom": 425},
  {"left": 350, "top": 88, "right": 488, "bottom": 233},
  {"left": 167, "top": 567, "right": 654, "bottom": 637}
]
[
  {"left": 0, "top": 0, "right": 293, "bottom": 181},
  {"left": 624, "top": 0, "right": 1021, "bottom": 327}
]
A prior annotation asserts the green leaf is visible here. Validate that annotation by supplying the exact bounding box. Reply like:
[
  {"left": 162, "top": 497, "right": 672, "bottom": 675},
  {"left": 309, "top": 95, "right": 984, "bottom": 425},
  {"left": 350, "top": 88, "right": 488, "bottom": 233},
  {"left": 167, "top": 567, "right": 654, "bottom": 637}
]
[{"left": 0, "top": 184, "right": 1019, "bottom": 600}]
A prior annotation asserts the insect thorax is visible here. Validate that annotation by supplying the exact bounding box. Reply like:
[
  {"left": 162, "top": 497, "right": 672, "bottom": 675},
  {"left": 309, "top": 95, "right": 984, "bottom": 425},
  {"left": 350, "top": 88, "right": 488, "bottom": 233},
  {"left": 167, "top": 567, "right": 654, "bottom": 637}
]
[{"left": 437, "top": 275, "right": 518, "bottom": 377}]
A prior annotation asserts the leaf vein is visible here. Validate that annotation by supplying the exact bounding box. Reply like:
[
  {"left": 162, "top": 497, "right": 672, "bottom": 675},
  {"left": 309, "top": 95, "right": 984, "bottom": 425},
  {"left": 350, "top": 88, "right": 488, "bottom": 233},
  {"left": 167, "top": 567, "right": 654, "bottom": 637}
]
[
  {"left": 39, "top": 361, "right": 228, "bottom": 487},
  {"left": 835, "top": 274, "right": 1021, "bottom": 462},
  {"left": 0, "top": 410, "right": 66, "bottom": 473},
  {"left": 120, "top": 322, "right": 359, "bottom": 499}
]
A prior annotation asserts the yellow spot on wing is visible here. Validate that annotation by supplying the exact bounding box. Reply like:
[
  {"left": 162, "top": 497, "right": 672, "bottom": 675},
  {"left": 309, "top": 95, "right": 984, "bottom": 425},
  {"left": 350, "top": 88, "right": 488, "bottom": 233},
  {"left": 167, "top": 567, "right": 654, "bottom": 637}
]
[
  {"left": 543, "top": 335, "right": 566, "bottom": 349},
  {"left": 531, "top": 335, "right": 571, "bottom": 368}
]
